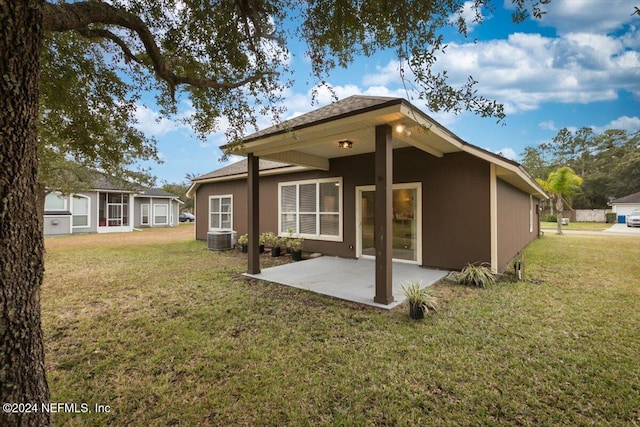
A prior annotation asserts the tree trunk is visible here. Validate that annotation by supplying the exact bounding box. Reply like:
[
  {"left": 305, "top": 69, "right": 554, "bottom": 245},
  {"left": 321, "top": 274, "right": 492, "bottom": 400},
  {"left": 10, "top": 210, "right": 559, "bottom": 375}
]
[
  {"left": 556, "top": 196, "right": 563, "bottom": 235},
  {"left": 0, "top": 2, "right": 51, "bottom": 426}
]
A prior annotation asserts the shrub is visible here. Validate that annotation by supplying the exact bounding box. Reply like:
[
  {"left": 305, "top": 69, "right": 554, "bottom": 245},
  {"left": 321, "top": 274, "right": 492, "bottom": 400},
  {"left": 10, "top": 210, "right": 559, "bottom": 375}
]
[
  {"left": 542, "top": 214, "right": 557, "bottom": 222},
  {"left": 237, "top": 234, "right": 248, "bottom": 245},
  {"left": 260, "top": 231, "right": 278, "bottom": 247},
  {"left": 401, "top": 281, "right": 438, "bottom": 319},
  {"left": 454, "top": 263, "right": 496, "bottom": 288},
  {"left": 605, "top": 212, "right": 617, "bottom": 224}
]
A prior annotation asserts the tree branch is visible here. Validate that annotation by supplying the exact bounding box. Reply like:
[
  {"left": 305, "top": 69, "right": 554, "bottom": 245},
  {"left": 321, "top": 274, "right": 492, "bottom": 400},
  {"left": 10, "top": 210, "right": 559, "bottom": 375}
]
[
  {"left": 42, "top": 1, "right": 275, "bottom": 98},
  {"left": 76, "top": 28, "right": 143, "bottom": 65}
]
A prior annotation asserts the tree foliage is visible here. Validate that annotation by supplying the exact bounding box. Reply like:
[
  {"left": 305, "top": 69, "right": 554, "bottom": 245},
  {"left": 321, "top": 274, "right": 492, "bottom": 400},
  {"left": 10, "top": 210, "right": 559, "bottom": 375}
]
[
  {"left": 38, "top": 0, "right": 554, "bottom": 174},
  {"left": 3, "top": 1, "right": 555, "bottom": 425},
  {"left": 546, "top": 166, "right": 583, "bottom": 234},
  {"left": 521, "top": 128, "right": 640, "bottom": 208}
]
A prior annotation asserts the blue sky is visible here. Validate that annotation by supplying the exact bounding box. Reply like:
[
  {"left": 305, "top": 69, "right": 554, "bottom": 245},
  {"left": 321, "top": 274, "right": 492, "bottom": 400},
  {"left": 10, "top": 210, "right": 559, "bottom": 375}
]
[{"left": 134, "top": 0, "right": 640, "bottom": 184}]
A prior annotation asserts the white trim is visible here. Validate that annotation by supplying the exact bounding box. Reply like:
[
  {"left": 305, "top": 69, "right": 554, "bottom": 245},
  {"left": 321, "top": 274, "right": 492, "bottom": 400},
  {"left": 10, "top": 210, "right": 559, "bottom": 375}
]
[
  {"left": 44, "top": 192, "right": 67, "bottom": 211},
  {"left": 355, "top": 183, "right": 422, "bottom": 265},
  {"left": 529, "top": 195, "right": 534, "bottom": 233},
  {"left": 97, "top": 192, "right": 133, "bottom": 233},
  {"left": 208, "top": 194, "right": 234, "bottom": 231},
  {"left": 193, "top": 195, "right": 198, "bottom": 240},
  {"left": 141, "top": 203, "right": 150, "bottom": 226},
  {"left": 153, "top": 203, "right": 169, "bottom": 225},
  {"left": 277, "top": 177, "right": 343, "bottom": 242},
  {"left": 490, "top": 164, "right": 498, "bottom": 273},
  {"left": 70, "top": 194, "right": 91, "bottom": 229},
  {"left": 186, "top": 165, "right": 308, "bottom": 197}
]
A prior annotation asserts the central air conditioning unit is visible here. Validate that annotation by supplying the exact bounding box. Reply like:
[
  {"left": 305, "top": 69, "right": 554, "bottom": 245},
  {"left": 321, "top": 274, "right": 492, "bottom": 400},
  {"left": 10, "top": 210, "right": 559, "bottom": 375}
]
[{"left": 207, "top": 231, "right": 233, "bottom": 251}]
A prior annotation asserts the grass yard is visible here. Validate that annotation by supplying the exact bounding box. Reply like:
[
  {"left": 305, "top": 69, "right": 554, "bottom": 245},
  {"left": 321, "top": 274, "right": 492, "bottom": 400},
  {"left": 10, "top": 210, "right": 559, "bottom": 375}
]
[
  {"left": 42, "top": 225, "right": 640, "bottom": 426},
  {"left": 540, "top": 221, "right": 611, "bottom": 231}
]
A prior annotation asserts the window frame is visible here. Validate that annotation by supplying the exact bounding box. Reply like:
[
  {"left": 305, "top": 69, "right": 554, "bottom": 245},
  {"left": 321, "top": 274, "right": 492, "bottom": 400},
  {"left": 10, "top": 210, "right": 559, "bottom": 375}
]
[
  {"left": 44, "top": 192, "right": 67, "bottom": 211},
  {"left": 141, "top": 203, "right": 150, "bottom": 226},
  {"left": 208, "top": 194, "right": 234, "bottom": 231},
  {"left": 277, "top": 177, "right": 343, "bottom": 241},
  {"left": 71, "top": 194, "right": 90, "bottom": 228},
  {"left": 153, "top": 203, "right": 169, "bottom": 225}
]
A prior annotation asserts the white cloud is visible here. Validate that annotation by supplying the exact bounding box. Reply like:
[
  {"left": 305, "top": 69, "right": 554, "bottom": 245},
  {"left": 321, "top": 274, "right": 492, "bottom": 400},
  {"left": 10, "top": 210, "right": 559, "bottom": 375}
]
[
  {"left": 534, "top": 0, "right": 638, "bottom": 34},
  {"left": 538, "top": 120, "right": 558, "bottom": 131},
  {"left": 449, "top": 1, "right": 486, "bottom": 32},
  {"left": 133, "top": 104, "right": 187, "bottom": 136},
  {"left": 496, "top": 147, "right": 518, "bottom": 160},
  {"left": 592, "top": 116, "right": 640, "bottom": 133},
  {"left": 428, "top": 28, "right": 639, "bottom": 113}
]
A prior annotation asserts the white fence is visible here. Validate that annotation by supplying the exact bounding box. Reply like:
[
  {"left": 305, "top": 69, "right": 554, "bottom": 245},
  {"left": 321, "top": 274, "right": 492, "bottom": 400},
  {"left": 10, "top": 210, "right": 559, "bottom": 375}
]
[{"left": 575, "top": 209, "right": 610, "bottom": 222}]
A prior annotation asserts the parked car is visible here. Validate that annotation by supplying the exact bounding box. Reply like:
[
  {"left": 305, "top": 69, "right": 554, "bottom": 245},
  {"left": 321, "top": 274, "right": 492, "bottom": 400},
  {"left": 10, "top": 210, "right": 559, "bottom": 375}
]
[
  {"left": 626, "top": 211, "right": 640, "bottom": 227},
  {"left": 179, "top": 212, "right": 195, "bottom": 222}
]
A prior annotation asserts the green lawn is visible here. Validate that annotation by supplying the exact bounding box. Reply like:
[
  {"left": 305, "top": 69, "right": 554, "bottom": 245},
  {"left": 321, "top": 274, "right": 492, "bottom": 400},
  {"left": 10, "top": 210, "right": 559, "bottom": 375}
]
[
  {"left": 540, "top": 221, "right": 611, "bottom": 231},
  {"left": 42, "top": 225, "right": 640, "bottom": 426}
]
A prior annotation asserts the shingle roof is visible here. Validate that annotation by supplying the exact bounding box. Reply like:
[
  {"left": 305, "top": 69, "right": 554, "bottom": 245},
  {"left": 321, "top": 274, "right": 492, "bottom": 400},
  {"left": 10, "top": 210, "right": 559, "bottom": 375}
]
[
  {"left": 137, "top": 188, "right": 180, "bottom": 198},
  {"left": 91, "top": 174, "right": 180, "bottom": 199},
  {"left": 192, "top": 159, "right": 293, "bottom": 181},
  {"left": 241, "top": 95, "right": 402, "bottom": 142},
  {"left": 611, "top": 191, "right": 640, "bottom": 204}
]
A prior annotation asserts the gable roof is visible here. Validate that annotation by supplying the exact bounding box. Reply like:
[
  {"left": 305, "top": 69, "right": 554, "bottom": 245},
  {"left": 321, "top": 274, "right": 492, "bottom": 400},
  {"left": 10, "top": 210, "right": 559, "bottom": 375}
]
[
  {"left": 195, "top": 95, "right": 546, "bottom": 199},
  {"left": 192, "top": 159, "right": 293, "bottom": 181},
  {"left": 136, "top": 188, "right": 183, "bottom": 199},
  {"left": 611, "top": 191, "right": 640, "bottom": 204},
  {"left": 51, "top": 172, "right": 183, "bottom": 201},
  {"left": 186, "top": 159, "right": 307, "bottom": 197},
  {"left": 243, "top": 96, "right": 402, "bottom": 142}
]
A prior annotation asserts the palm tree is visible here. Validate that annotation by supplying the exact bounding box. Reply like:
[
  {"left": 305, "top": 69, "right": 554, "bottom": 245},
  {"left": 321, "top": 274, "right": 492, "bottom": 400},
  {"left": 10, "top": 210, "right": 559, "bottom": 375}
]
[
  {"left": 535, "top": 177, "right": 555, "bottom": 216},
  {"left": 547, "top": 166, "right": 583, "bottom": 235}
]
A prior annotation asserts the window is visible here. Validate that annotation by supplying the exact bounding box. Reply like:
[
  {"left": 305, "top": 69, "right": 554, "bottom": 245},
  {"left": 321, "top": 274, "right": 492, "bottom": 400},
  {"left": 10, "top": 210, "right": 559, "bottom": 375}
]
[
  {"left": 209, "top": 195, "right": 233, "bottom": 230},
  {"left": 141, "top": 204, "right": 150, "bottom": 225},
  {"left": 99, "top": 193, "right": 129, "bottom": 227},
  {"left": 279, "top": 178, "right": 342, "bottom": 240},
  {"left": 72, "top": 195, "right": 90, "bottom": 227},
  {"left": 154, "top": 204, "right": 168, "bottom": 225},
  {"left": 44, "top": 192, "right": 66, "bottom": 211}
]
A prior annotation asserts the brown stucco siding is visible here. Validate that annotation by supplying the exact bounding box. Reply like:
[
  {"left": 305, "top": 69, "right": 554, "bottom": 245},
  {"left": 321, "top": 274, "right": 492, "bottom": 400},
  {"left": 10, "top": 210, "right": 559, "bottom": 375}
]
[
  {"left": 496, "top": 178, "right": 539, "bottom": 272},
  {"left": 195, "top": 147, "right": 494, "bottom": 270}
]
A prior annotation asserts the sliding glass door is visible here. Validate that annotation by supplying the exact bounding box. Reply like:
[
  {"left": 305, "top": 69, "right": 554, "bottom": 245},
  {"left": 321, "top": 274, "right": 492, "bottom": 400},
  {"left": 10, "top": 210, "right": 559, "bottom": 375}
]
[{"left": 357, "top": 183, "right": 421, "bottom": 263}]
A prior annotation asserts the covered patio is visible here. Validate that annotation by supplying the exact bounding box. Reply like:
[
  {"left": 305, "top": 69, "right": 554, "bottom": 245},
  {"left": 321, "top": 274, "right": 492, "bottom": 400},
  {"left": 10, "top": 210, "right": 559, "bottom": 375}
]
[{"left": 244, "top": 256, "right": 449, "bottom": 309}]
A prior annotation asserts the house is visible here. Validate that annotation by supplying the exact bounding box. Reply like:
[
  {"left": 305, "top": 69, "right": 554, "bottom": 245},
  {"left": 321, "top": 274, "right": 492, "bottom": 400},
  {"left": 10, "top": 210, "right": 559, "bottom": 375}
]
[
  {"left": 610, "top": 191, "right": 640, "bottom": 223},
  {"left": 187, "top": 96, "right": 547, "bottom": 304},
  {"left": 43, "top": 176, "right": 183, "bottom": 236}
]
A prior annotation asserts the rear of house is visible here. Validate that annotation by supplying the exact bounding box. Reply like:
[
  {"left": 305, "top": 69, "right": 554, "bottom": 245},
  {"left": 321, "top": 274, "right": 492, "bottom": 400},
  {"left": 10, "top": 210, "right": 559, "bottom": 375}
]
[
  {"left": 189, "top": 96, "right": 546, "bottom": 274},
  {"left": 44, "top": 186, "right": 182, "bottom": 236}
]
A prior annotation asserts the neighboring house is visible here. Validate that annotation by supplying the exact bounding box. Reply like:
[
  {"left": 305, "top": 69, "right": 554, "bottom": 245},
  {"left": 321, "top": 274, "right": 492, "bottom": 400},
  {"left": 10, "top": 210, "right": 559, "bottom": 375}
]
[
  {"left": 43, "top": 177, "right": 183, "bottom": 236},
  {"left": 610, "top": 191, "right": 640, "bottom": 222},
  {"left": 187, "top": 96, "right": 547, "bottom": 305}
]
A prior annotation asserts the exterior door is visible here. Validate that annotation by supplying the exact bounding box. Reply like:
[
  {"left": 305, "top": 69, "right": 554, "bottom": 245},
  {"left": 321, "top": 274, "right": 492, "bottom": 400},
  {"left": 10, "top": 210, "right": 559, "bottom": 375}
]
[
  {"left": 356, "top": 183, "right": 421, "bottom": 263},
  {"left": 141, "top": 204, "right": 150, "bottom": 226}
]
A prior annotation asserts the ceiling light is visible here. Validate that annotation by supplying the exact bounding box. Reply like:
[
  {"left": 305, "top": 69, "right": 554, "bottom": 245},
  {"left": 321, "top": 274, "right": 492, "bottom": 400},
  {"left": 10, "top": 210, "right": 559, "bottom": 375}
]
[
  {"left": 395, "top": 124, "right": 406, "bottom": 133},
  {"left": 338, "top": 140, "right": 353, "bottom": 149}
]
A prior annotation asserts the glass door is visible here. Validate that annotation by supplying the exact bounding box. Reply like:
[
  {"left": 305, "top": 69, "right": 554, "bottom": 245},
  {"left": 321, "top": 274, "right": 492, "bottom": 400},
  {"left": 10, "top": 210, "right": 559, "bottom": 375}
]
[{"left": 358, "top": 184, "right": 420, "bottom": 262}]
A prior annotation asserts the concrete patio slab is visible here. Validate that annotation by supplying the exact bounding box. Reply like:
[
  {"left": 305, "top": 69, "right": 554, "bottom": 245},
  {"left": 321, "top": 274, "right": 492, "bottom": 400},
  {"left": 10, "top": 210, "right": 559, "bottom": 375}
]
[{"left": 244, "top": 256, "right": 449, "bottom": 309}]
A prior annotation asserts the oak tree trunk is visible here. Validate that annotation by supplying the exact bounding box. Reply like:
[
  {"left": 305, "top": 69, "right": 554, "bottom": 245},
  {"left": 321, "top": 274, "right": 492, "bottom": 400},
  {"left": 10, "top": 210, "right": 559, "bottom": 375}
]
[{"left": 0, "top": 1, "right": 51, "bottom": 426}]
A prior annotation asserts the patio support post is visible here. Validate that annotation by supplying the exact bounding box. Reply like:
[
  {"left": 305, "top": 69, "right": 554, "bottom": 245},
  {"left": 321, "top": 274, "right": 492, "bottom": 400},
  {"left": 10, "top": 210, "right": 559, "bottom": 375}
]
[
  {"left": 247, "top": 153, "right": 260, "bottom": 274},
  {"left": 374, "top": 124, "right": 394, "bottom": 305}
]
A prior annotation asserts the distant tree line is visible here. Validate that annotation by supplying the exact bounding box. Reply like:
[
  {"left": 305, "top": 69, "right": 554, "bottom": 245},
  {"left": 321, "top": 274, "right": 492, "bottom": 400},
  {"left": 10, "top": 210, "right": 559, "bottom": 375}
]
[{"left": 521, "top": 128, "right": 640, "bottom": 208}]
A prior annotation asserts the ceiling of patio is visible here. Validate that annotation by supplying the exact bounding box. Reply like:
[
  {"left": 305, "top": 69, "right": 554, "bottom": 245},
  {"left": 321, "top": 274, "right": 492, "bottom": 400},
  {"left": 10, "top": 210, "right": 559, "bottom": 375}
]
[{"left": 242, "top": 104, "right": 464, "bottom": 170}]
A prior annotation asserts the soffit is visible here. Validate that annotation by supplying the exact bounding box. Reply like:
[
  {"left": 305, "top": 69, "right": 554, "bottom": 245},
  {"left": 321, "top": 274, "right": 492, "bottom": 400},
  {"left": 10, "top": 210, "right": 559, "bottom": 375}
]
[{"left": 238, "top": 105, "right": 463, "bottom": 162}]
